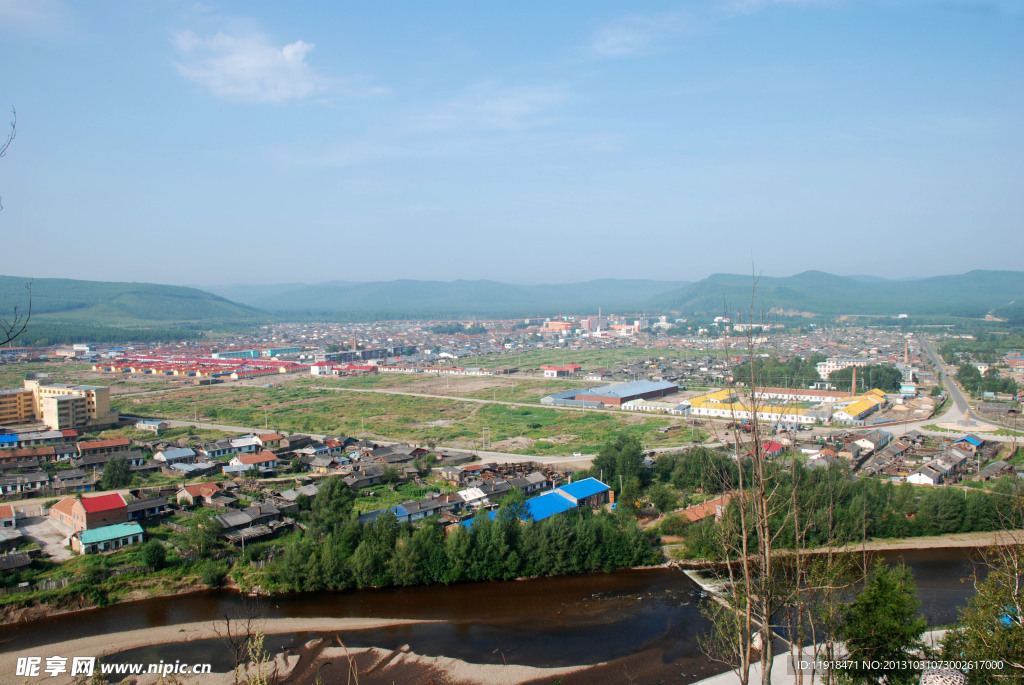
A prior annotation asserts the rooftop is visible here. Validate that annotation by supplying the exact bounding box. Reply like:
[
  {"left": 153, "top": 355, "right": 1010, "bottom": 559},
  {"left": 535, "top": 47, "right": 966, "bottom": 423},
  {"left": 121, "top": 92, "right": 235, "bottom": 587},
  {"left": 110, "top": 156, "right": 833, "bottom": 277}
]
[
  {"left": 80, "top": 493, "right": 127, "bottom": 514},
  {"left": 79, "top": 522, "right": 144, "bottom": 544}
]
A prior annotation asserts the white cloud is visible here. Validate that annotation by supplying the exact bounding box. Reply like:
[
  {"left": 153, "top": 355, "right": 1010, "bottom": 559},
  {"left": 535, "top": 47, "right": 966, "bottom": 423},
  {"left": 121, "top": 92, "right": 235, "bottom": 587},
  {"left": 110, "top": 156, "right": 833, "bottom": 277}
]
[
  {"left": 592, "top": 24, "right": 654, "bottom": 57},
  {"left": 173, "top": 30, "right": 329, "bottom": 103},
  {"left": 589, "top": 11, "right": 695, "bottom": 58},
  {"left": 424, "top": 83, "right": 567, "bottom": 131},
  {"left": 0, "top": 0, "right": 77, "bottom": 38}
]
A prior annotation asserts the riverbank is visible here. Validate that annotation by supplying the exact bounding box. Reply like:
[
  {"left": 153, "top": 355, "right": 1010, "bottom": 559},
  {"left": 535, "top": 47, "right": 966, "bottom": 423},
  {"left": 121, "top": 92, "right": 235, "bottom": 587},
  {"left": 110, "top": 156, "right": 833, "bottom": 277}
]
[
  {"left": 0, "top": 553, "right": 982, "bottom": 685},
  {"left": 0, "top": 616, "right": 595, "bottom": 685},
  {"left": 5, "top": 528, "right": 1015, "bottom": 627},
  {"left": 669, "top": 528, "right": 1023, "bottom": 568}
]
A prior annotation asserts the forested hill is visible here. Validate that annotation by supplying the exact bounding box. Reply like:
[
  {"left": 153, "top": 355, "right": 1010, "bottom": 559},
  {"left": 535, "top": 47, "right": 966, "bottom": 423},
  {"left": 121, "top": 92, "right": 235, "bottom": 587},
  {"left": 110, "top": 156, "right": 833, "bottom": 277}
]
[
  {"left": 5, "top": 271, "right": 1023, "bottom": 331},
  {"left": 0, "top": 275, "right": 264, "bottom": 326},
  {"left": 651, "top": 270, "right": 1024, "bottom": 319},
  {"left": 203, "top": 278, "right": 692, "bottom": 317}
]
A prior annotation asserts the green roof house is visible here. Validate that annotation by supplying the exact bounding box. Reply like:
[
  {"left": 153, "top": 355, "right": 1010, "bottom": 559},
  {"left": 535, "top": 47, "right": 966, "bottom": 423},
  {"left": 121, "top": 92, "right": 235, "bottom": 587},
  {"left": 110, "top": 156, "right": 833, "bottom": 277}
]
[{"left": 72, "top": 522, "right": 144, "bottom": 554}]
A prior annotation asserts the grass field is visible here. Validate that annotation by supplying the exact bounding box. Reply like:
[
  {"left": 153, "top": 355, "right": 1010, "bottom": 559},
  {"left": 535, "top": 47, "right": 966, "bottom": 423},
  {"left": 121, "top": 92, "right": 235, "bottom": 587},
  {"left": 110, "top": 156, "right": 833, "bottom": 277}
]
[
  {"left": 465, "top": 346, "right": 713, "bottom": 371},
  {"left": 112, "top": 383, "right": 704, "bottom": 455},
  {"left": 0, "top": 360, "right": 99, "bottom": 388},
  {"left": 296, "top": 373, "right": 425, "bottom": 390},
  {"left": 301, "top": 371, "right": 600, "bottom": 405}
]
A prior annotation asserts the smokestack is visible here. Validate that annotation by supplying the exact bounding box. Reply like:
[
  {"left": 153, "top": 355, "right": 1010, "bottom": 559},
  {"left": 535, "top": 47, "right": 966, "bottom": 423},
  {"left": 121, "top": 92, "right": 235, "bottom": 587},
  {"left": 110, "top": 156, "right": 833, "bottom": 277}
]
[{"left": 851, "top": 366, "right": 857, "bottom": 395}]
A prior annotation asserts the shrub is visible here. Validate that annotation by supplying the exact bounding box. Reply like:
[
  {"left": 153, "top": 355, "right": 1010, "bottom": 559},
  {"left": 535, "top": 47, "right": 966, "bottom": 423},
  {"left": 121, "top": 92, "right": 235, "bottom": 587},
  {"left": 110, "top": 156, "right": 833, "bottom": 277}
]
[
  {"left": 201, "top": 560, "right": 225, "bottom": 588},
  {"left": 141, "top": 540, "right": 167, "bottom": 570}
]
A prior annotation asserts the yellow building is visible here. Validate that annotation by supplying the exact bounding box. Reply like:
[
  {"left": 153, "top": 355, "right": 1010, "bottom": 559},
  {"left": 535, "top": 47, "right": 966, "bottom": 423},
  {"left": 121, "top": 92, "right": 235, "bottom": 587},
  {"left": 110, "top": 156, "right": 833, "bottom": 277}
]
[
  {"left": 20, "top": 380, "right": 118, "bottom": 430},
  {"left": 0, "top": 389, "right": 35, "bottom": 426}
]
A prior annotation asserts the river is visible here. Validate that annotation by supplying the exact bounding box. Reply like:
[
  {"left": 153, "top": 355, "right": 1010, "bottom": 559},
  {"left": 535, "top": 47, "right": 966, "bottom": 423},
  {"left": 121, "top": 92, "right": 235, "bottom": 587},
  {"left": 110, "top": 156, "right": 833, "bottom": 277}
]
[{"left": 0, "top": 547, "right": 988, "bottom": 682}]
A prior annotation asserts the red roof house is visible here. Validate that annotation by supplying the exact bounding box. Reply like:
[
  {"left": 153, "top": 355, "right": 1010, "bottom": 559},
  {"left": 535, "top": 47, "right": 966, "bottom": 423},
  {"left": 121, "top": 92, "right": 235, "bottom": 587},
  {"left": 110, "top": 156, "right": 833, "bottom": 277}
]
[
  {"left": 230, "top": 451, "right": 279, "bottom": 468},
  {"left": 50, "top": 492, "right": 127, "bottom": 532},
  {"left": 0, "top": 504, "right": 15, "bottom": 527}
]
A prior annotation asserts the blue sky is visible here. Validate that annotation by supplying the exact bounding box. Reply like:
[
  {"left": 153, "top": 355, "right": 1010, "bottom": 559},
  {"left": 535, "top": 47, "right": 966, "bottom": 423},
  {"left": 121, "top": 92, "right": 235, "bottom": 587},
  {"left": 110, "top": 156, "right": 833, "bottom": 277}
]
[{"left": 1, "top": 0, "right": 1021, "bottom": 286}]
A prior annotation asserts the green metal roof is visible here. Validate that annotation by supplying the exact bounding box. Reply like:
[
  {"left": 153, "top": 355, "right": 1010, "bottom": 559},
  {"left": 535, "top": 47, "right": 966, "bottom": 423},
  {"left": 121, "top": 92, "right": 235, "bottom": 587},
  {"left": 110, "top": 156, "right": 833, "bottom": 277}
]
[{"left": 79, "top": 522, "right": 144, "bottom": 545}]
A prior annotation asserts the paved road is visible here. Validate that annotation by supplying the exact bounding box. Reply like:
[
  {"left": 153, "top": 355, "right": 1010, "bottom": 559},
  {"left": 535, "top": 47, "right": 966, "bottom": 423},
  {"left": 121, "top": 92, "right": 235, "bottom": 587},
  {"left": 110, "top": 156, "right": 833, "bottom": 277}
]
[{"left": 920, "top": 337, "right": 971, "bottom": 417}]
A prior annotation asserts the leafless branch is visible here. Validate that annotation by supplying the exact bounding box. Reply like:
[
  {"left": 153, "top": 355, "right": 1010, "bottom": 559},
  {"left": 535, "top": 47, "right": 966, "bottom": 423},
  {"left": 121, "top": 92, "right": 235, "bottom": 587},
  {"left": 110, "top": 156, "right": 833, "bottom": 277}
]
[
  {"left": 0, "top": 107, "right": 15, "bottom": 212},
  {"left": 1, "top": 281, "right": 32, "bottom": 346}
]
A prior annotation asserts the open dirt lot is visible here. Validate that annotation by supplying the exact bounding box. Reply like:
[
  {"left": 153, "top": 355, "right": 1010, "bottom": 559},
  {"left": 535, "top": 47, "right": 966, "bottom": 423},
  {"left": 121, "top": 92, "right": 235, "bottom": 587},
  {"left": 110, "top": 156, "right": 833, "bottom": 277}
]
[
  {"left": 21, "top": 516, "right": 74, "bottom": 561},
  {"left": 405, "top": 375, "right": 505, "bottom": 395}
]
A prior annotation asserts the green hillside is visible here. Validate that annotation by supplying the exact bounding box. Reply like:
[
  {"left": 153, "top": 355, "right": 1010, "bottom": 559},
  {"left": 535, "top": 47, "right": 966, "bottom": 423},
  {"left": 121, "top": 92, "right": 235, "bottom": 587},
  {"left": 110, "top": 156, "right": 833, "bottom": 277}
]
[
  {"left": 245, "top": 278, "right": 691, "bottom": 316},
  {"left": 652, "top": 270, "right": 1024, "bottom": 319},
  {"left": 0, "top": 275, "right": 265, "bottom": 327}
]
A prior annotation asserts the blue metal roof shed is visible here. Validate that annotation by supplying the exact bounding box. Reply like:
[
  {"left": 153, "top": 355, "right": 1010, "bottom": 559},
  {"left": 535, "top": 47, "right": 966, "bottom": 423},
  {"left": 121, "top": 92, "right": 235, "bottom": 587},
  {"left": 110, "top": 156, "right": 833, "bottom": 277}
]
[
  {"left": 525, "top": 491, "right": 577, "bottom": 521},
  {"left": 558, "top": 478, "right": 611, "bottom": 502}
]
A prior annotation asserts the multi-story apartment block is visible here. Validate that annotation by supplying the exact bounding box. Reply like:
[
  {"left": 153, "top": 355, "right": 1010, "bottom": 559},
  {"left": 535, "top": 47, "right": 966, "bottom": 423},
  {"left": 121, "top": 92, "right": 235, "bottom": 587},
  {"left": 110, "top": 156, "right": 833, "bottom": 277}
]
[
  {"left": 0, "top": 389, "right": 35, "bottom": 425},
  {"left": 2, "top": 380, "right": 120, "bottom": 431}
]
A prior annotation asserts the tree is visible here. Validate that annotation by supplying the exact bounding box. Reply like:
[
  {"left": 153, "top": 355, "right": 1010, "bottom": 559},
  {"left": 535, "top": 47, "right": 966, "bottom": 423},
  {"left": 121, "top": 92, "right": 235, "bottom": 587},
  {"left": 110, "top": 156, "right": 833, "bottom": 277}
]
[
  {"left": 213, "top": 597, "right": 264, "bottom": 685},
  {"left": 591, "top": 433, "right": 648, "bottom": 492},
  {"left": 1, "top": 281, "right": 31, "bottom": 347},
  {"left": 307, "top": 476, "right": 355, "bottom": 537},
  {"left": 828, "top": 364, "right": 903, "bottom": 393},
  {"left": 141, "top": 539, "right": 167, "bottom": 569},
  {"left": 0, "top": 109, "right": 31, "bottom": 347},
  {"left": 100, "top": 456, "right": 131, "bottom": 490},
  {"left": 841, "top": 561, "right": 927, "bottom": 685},
  {"left": 201, "top": 560, "right": 226, "bottom": 588},
  {"left": 184, "top": 511, "right": 223, "bottom": 557},
  {"left": 381, "top": 466, "right": 401, "bottom": 484},
  {"left": 0, "top": 106, "right": 14, "bottom": 212},
  {"left": 941, "top": 503, "right": 1024, "bottom": 684}
]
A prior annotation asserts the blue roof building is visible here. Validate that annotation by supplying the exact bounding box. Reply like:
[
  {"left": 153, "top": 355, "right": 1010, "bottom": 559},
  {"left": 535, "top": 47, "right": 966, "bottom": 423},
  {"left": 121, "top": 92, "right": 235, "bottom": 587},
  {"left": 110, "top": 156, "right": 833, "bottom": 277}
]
[
  {"left": 557, "top": 478, "right": 611, "bottom": 502},
  {"left": 524, "top": 491, "right": 578, "bottom": 521},
  {"left": 954, "top": 435, "right": 984, "bottom": 449},
  {"left": 464, "top": 478, "right": 612, "bottom": 528}
]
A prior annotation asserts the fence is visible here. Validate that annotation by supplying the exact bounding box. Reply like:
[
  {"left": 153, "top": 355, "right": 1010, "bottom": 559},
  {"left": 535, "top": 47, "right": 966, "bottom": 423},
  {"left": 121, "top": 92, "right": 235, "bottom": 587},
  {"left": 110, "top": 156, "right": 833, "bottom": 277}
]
[{"left": 0, "top": 565, "right": 153, "bottom": 596}]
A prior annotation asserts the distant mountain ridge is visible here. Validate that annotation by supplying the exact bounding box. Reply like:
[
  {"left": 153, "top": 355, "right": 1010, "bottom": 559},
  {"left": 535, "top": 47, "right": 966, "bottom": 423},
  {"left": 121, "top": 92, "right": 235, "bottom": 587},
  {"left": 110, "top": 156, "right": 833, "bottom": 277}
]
[
  {"left": 4, "top": 271, "right": 1023, "bottom": 327},
  {"left": 652, "top": 270, "right": 1024, "bottom": 318},
  {"left": 204, "top": 278, "right": 693, "bottom": 315}
]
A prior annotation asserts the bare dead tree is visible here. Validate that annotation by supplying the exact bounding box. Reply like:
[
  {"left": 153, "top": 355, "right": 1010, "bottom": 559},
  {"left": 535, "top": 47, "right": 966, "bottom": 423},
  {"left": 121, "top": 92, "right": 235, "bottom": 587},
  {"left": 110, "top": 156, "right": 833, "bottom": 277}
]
[
  {"left": 214, "top": 597, "right": 265, "bottom": 685},
  {"left": 698, "top": 268, "right": 869, "bottom": 685},
  {"left": 1, "top": 281, "right": 32, "bottom": 346},
  {"left": 698, "top": 271, "right": 796, "bottom": 685},
  {"left": 0, "top": 106, "right": 15, "bottom": 212}
]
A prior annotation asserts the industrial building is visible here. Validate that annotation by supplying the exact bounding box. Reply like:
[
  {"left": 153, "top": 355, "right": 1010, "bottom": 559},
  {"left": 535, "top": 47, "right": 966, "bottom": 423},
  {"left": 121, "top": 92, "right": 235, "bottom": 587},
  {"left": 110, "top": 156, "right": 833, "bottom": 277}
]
[
  {"left": 685, "top": 386, "right": 888, "bottom": 425},
  {"left": 573, "top": 380, "right": 680, "bottom": 407}
]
